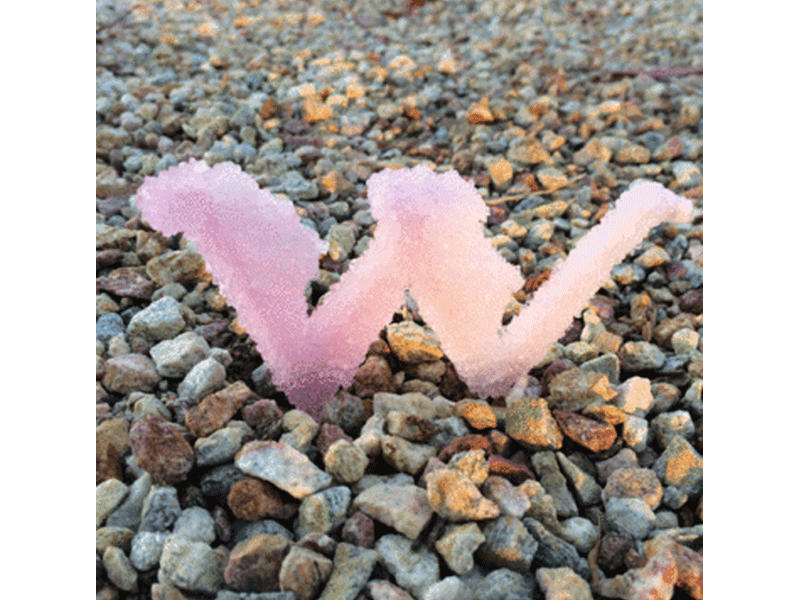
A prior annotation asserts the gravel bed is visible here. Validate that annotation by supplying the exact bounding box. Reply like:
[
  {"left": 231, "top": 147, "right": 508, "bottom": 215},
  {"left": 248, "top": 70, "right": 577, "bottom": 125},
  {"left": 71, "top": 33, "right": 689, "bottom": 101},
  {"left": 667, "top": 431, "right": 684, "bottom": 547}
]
[{"left": 96, "top": 1, "right": 703, "bottom": 599}]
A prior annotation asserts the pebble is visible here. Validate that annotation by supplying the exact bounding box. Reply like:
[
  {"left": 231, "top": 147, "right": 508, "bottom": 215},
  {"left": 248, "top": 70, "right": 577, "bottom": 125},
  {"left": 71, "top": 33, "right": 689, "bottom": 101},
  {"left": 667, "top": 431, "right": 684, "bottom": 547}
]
[
  {"left": 223, "top": 533, "right": 288, "bottom": 592},
  {"left": 149, "top": 331, "right": 210, "bottom": 378},
  {"left": 159, "top": 533, "right": 228, "bottom": 594},
  {"left": 481, "top": 476, "right": 531, "bottom": 518},
  {"left": 140, "top": 485, "right": 182, "bottom": 532},
  {"left": 653, "top": 436, "right": 703, "bottom": 496},
  {"left": 96, "top": 267, "right": 157, "bottom": 300},
  {"left": 531, "top": 451, "right": 578, "bottom": 518},
  {"left": 298, "top": 486, "right": 351, "bottom": 537},
  {"left": 127, "top": 296, "right": 186, "bottom": 341},
  {"left": 474, "top": 568, "right": 536, "bottom": 600},
  {"left": 381, "top": 435, "right": 436, "bottom": 476},
  {"left": 176, "top": 357, "right": 226, "bottom": 402},
  {"left": 505, "top": 397, "right": 563, "bottom": 450},
  {"left": 130, "top": 415, "right": 194, "bottom": 485},
  {"left": 622, "top": 415, "right": 650, "bottom": 452},
  {"left": 426, "top": 468, "right": 500, "bottom": 521},
  {"left": 96, "top": 478, "right": 129, "bottom": 528},
  {"left": 594, "top": 549, "right": 677, "bottom": 600},
  {"left": 195, "top": 424, "right": 248, "bottom": 467},
  {"left": 324, "top": 439, "right": 370, "bottom": 483},
  {"left": 145, "top": 249, "right": 206, "bottom": 285},
  {"left": 279, "top": 546, "right": 333, "bottom": 600},
  {"left": 603, "top": 467, "right": 664, "bottom": 509},
  {"left": 227, "top": 477, "right": 292, "bottom": 521},
  {"left": 615, "top": 376, "right": 654, "bottom": 414},
  {"left": 130, "top": 530, "right": 168, "bottom": 571},
  {"left": 618, "top": 341, "right": 666, "bottom": 372},
  {"left": 477, "top": 516, "right": 538, "bottom": 571},
  {"left": 604, "top": 497, "right": 657, "bottom": 539},
  {"left": 173, "top": 506, "right": 215, "bottom": 544},
  {"left": 106, "top": 473, "right": 152, "bottom": 530},
  {"left": 102, "top": 353, "right": 161, "bottom": 394},
  {"left": 548, "top": 368, "right": 617, "bottom": 411},
  {"left": 558, "top": 517, "right": 600, "bottom": 554},
  {"left": 103, "top": 545, "right": 138, "bottom": 592},
  {"left": 522, "top": 518, "right": 591, "bottom": 581},
  {"left": 554, "top": 452, "right": 602, "bottom": 507},
  {"left": 434, "top": 523, "right": 485, "bottom": 575},
  {"left": 386, "top": 321, "right": 445, "bottom": 363},
  {"left": 352, "top": 483, "right": 433, "bottom": 540},
  {"left": 318, "top": 543, "right": 379, "bottom": 600},
  {"left": 235, "top": 441, "right": 333, "bottom": 499},
  {"left": 185, "top": 380, "right": 256, "bottom": 437},
  {"left": 552, "top": 409, "right": 617, "bottom": 453},
  {"left": 536, "top": 567, "right": 592, "bottom": 600},
  {"left": 651, "top": 410, "right": 696, "bottom": 448},
  {"left": 376, "top": 534, "right": 440, "bottom": 600},
  {"left": 96, "top": 313, "right": 126, "bottom": 343}
]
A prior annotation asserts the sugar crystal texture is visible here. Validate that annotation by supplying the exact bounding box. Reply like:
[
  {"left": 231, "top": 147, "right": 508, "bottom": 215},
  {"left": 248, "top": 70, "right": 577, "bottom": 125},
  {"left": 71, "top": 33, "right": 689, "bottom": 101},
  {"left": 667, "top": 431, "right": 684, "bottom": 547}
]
[{"left": 136, "top": 161, "right": 693, "bottom": 418}]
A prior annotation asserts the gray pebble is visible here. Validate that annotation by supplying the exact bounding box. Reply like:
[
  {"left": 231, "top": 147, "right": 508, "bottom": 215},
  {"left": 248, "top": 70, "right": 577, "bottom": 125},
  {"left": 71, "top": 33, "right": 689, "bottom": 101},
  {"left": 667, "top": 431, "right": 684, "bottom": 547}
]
[
  {"left": 173, "top": 506, "right": 216, "bottom": 544},
  {"left": 158, "top": 533, "right": 227, "bottom": 594},
  {"left": 618, "top": 341, "right": 666, "bottom": 371},
  {"left": 140, "top": 485, "right": 182, "bottom": 532},
  {"left": 177, "top": 357, "right": 226, "bottom": 402},
  {"left": 103, "top": 546, "right": 138, "bottom": 592},
  {"left": 376, "top": 534, "right": 440, "bottom": 599},
  {"left": 126, "top": 296, "right": 186, "bottom": 342},
  {"left": 604, "top": 497, "right": 656, "bottom": 539},
  {"left": 298, "top": 486, "right": 351, "bottom": 538},
  {"left": 106, "top": 473, "right": 153, "bottom": 530},
  {"left": 195, "top": 425, "right": 248, "bottom": 467},
  {"left": 97, "top": 313, "right": 126, "bottom": 343},
  {"left": 474, "top": 567, "right": 536, "bottom": 600},
  {"left": 150, "top": 331, "right": 210, "bottom": 378},
  {"left": 129, "top": 531, "right": 168, "bottom": 571}
]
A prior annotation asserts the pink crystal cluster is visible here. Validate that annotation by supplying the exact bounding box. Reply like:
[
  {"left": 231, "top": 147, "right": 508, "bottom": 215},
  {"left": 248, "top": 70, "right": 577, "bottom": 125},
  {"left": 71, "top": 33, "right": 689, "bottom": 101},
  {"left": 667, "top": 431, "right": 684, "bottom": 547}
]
[{"left": 136, "top": 160, "right": 692, "bottom": 418}]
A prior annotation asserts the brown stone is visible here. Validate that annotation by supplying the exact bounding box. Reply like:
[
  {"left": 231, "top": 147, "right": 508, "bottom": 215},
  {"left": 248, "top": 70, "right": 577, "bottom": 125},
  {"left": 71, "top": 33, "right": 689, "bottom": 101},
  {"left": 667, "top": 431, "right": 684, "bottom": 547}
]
[
  {"left": 505, "top": 397, "right": 563, "bottom": 450},
  {"left": 278, "top": 546, "right": 333, "bottom": 600},
  {"left": 644, "top": 535, "right": 703, "bottom": 600},
  {"left": 487, "top": 455, "right": 534, "bottom": 485},
  {"left": 96, "top": 267, "right": 156, "bottom": 299},
  {"left": 129, "top": 415, "right": 194, "bottom": 485},
  {"left": 224, "top": 534, "right": 290, "bottom": 592},
  {"left": 466, "top": 97, "right": 494, "bottom": 124},
  {"left": 456, "top": 400, "right": 497, "bottom": 430},
  {"left": 604, "top": 468, "right": 663, "bottom": 508},
  {"left": 102, "top": 353, "right": 160, "bottom": 394},
  {"left": 553, "top": 409, "right": 617, "bottom": 452},
  {"left": 96, "top": 436, "right": 122, "bottom": 484},
  {"left": 352, "top": 355, "right": 395, "bottom": 397},
  {"left": 185, "top": 381, "right": 257, "bottom": 438},
  {"left": 438, "top": 434, "right": 492, "bottom": 463},
  {"left": 227, "top": 477, "right": 296, "bottom": 521}
]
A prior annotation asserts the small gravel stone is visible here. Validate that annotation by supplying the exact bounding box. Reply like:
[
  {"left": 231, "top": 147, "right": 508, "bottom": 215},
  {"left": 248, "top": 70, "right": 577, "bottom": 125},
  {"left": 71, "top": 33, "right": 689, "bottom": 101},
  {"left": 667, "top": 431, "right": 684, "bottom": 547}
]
[
  {"left": 195, "top": 424, "right": 248, "bottom": 467},
  {"left": 615, "top": 376, "right": 654, "bottom": 414},
  {"left": 279, "top": 546, "right": 333, "bottom": 600},
  {"left": 176, "top": 357, "right": 226, "bottom": 402},
  {"left": 555, "top": 452, "right": 602, "bottom": 507},
  {"left": 548, "top": 368, "right": 617, "bottom": 411},
  {"left": 126, "top": 296, "right": 186, "bottom": 341},
  {"left": 622, "top": 415, "right": 649, "bottom": 452},
  {"left": 426, "top": 468, "right": 500, "bottom": 521},
  {"left": 173, "top": 506, "right": 215, "bottom": 544},
  {"left": 159, "top": 533, "right": 228, "bottom": 594},
  {"left": 145, "top": 249, "right": 206, "bottom": 286},
  {"left": 604, "top": 497, "right": 657, "bottom": 539},
  {"left": 97, "top": 478, "right": 129, "bottom": 528},
  {"left": 531, "top": 451, "right": 578, "bottom": 518},
  {"left": 227, "top": 477, "right": 292, "bottom": 521},
  {"left": 595, "top": 548, "right": 677, "bottom": 600},
  {"left": 381, "top": 435, "right": 436, "bottom": 476},
  {"left": 558, "top": 517, "right": 600, "bottom": 554},
  {"left": 651, "top": 410, "right": 695, "bottom": 448},
  {"left": 552, "top": 409, "right": 617, "bottom": 453},
  {"left": 149, "top": 331, "right": 210, "bottom": 378},
  {"left": 102, "top": 353, "right": 161, "bottom": 394},
  {"left": 522, "top": 518, "right": 591, "bottom": 580},
  {"left": 106, "top": 473, "right": 152, "bottom": 530},
  {"left": 505, "top": 397, "right": 563, "bottom": 450},
  {"left": 376, "top": 534, "right": 440, "bottom": 600},
  {"left": 603, "top": 467, "right": 664, "bottom": 509},
  {"left": 318, "top": 543, "right": 379, "bottom": 600},
  {"left": 185, "top": 380, "right": 256, "bottom": 437},
  {"left": 130, "top": 415, "right": 194, "bottom": 485},
  {"left": 103, "top": 546, "right": 138, "bottom": 592},
  {"left": 474, "top": 568, "right": 536, "bottom": 600},
  {"left": 235, "top": 440, "right": 333, "bottom": 499},
  {"left": 130, "top": 531, "right": 168, "bottom": 571},
  {"left": 298, "top": 486, "right": 351, "bottom": 537},
  {"left": 386, "top": 322, "right": 444, "bottom": 363},
  {"left": 477, "top": 516, "right": 538, "bottom": 572},
  {"left": 223, "top": 533, "right": 289, "bottom": 592},
  {"left": 653, "top": 436, "right": 703, "bottom": 496},
  {"left": 353, "top": 483, "right": 433, "bottom": 540},
  {"left": 434, "top": 522, "right": 485, "bottom": 575},
  {"left": 481, "top": 476, "right": 531, "bottom": 519},
  {"left": 140, "top": 485, "right": 182, "bottom": 532},
  {"left": 618, "top": 341, "right": 666, "bottom": 371},
  {"left": 536, "top": 567, "right": 592, "bottom": 600},
  {"left": 97, "top": 313, "right": 126, "bottom": 343}
]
